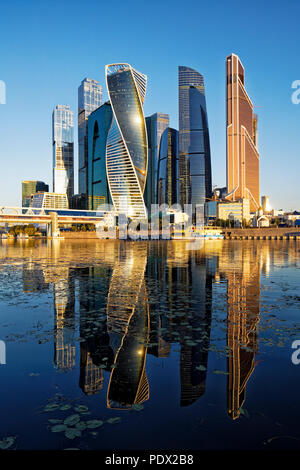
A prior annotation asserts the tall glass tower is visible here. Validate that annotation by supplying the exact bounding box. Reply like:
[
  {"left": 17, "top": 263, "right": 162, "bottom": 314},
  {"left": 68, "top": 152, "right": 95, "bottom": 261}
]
[
  {"left": 144, "top": 113, "right": 169, "bottom": 211},
  {"left": 157, "top": 127, "right": 178, "bottom": 206},
  {"left": 178, "top": 66, "right": 212, "bottom": 211},
  {"left": 52, "top": 105, "right": 74, "bottom": 199},
  {"left": 105, "top": 63, "right": 148, "bottom": 220},
  {"left": 78, "top": 78, "right": 103, "bottom": 204}
]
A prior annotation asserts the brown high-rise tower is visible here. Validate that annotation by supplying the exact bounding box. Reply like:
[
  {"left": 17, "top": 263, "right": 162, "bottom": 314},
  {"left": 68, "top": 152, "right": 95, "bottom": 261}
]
[{"left": 226, "top": 54, "right": 259, "bottom": 212}]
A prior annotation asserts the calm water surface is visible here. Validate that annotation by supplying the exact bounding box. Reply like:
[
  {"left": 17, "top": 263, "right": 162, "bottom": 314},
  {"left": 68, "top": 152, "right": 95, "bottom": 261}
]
[{"left": 0, "top": 239, "right": 299, "bottom": 450}]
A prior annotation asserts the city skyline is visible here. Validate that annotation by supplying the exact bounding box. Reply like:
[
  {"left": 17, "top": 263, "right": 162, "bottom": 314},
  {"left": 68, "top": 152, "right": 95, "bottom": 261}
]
[{"left": 0, "top": 0, "right": 300, "bottom": 211}]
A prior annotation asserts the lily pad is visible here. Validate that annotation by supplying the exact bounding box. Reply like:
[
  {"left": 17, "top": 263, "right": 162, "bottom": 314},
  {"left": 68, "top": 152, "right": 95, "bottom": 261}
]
[
  {"left": 65, "top": 428, "right": 81, "bottom": 440},
  {"left": 51, "top": 424, "right": 67, "bottom": 433},
  {"left": 48, "top": 419, "right": 63, "bottom": 424},
  {"left": 0, "top": 436, "right": 15, "bottom": 450},
  {"left": 64, "top": 414, "right": 80, "bottom": 426},
  {"left": 132, "top": 404, "right": 144, "bottom": 411},
  {"left": 107, "top": 417, "right": 121, "bottom": 424},
  {"left": 60, "top": 404, "right": 72, "bottom": 411},
  {"left": 44, "top": 403, "right": 60, "bottom": 412},
  {"left": 86, "top": 419, "right": 104, "bottom": 429},
  {"left": 74, "top": 405, "right": 89, "bottom": 413}
]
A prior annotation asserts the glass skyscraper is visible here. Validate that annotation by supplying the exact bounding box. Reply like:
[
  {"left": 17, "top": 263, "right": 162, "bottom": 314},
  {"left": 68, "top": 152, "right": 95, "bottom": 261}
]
[
  {"left": 178, "top": 66, "right": 212, "bottom": 211},
  {"left": 144, "top": 113, "right": 169, "bottom": 211},
  {"left": 87, "top": 102, "right": 112, "bottom": 210},
  {"left": 105, "top": 63, "right": 148, "bottom": 220},
  {"left": 78, "top": 78, "right": 103, "bottom": 204},
  {"left": 157, "top": 128, "right": 178, "bottom": 206},
  {"left": 52, "top": 105, "right": 74, "bottom": 199},
  {"left": 225, "top": 54, "right": 260, "bottom": 212}
]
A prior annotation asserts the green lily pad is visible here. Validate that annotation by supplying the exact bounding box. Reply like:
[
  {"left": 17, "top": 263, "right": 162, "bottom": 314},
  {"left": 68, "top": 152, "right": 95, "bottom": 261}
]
[
  {"left": 213, "top": 369, "right": 229, "bottom": 375},
  {"left": 75, "top": 422, "right": 87, "bottom": 431},
  {"left": 44, "top": 403, "right": 60, "bottom": 412},
  {"left": 64, "top": 428, "right": 81, "bottom": 440},
  {"left": 107, "top": 417, "right": 121, "bottom": 424},
  {"left": 64, "top": 414, "right": 80, "bottom": 426},
  {"left": 74, "top": 405, "right": 89, "bottom": 413},
  {"left": 48, "top": 419, "right": 63, "bottom": 424},
  {"left": 196, "top": 365, "right": 207, "bottom": 371},
  {"left": 132, "top": 404, "right": 144, "bottom": 411},
  {"left": 86, "top": 419, "right": 104, "bottom": 429},
  {"left": 0, "top": 436, "right": 15, "bottom": 449},
  {"left": 51, "top": 424, "right": 67, "bottom": 433},
  {"left": 60, "top": 404, "right": 72, "bottom": 411}
]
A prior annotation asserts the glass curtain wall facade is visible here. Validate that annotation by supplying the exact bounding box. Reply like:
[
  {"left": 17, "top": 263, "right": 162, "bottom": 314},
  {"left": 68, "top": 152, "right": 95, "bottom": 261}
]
[
  {"left": 105, "top": 63, "right": 148, "bottom": 220},
  {"left": 178, "top": 66, "right": 212, "bottom": 211},
  {"left": 22, "top": 180, "right": 49, "bottom": 207},
  {"left": 226, "top": 54, "right": 260, "bottom": 212},
  {"left": 78, "top": 78, "right": 102, "bottom": 206},
  {"left": 157, "top": 128, "right": 178, "bottom": 206},
  {"left": 53, "top": 105, "right": 74, "bottom": 199},
  {"left": 144, "top": 113, "right": 169, "bottom": 211},
  {"left": 87, "top": 102, "right": 113, "bottom": 210}
]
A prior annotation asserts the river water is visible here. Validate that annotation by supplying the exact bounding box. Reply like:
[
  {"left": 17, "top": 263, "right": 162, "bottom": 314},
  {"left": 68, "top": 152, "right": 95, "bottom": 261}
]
[{"left": 0, "top": 239, "right": 299, "bottom": 450}]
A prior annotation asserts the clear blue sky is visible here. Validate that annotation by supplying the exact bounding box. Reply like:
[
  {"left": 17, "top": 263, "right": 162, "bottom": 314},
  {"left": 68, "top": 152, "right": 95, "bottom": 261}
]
[{"left": 0, "top": 0, "right": 299, "bottom": 210}]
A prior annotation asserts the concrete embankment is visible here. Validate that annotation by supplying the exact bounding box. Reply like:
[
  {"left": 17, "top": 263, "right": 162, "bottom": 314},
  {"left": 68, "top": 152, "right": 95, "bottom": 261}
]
[{"left": 222, "top": 227, "right": 300, "bottom": 240}]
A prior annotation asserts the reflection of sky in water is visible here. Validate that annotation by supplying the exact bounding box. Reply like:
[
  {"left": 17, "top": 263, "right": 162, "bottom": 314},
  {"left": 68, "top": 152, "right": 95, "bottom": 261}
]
[{"left": 0, "top": 239, "right": 299, "bottom": 450}]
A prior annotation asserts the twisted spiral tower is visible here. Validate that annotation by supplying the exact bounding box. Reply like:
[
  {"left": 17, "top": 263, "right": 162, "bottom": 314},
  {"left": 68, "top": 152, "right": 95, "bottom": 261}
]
[{"left": 105, "top": 64, "right": 148, "bottom": 219}]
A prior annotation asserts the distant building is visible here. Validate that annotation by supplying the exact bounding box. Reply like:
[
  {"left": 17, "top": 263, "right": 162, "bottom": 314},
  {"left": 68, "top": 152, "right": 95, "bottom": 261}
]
[
  {"left": 53, "top": 105, "right": 74, "bottom": 199},
  {"left": 144, "top": 113, "right": 169, "bottom": 211},
  {"left": 157, "top": 128, "right": 178, "bottom": 206},
  {"left": 217, "top": 199, "right": 250, "bottom": 223},
  {"left": 22, "top": 180, "right": 49, "bottom": 207},
  {"left": 261, "top": 196, "right": 271, "bottom": 213},
  {"left": 225, "top": 54, "right": 260, "bottom": 212},
  {"left": 178, "top": 66, "right": 212, "bottom": 211},
  {"left": 87, "top": 102, "right": 113, "bottom": 210},
  {"left": 78, "top": 78, "right": 103, "bottom": 206},
  {"left": 213, "top": 186, "right": 227, "bottom": 199},
  {"left": 31, "top": 192, "right": 68, "bottom": 209}
]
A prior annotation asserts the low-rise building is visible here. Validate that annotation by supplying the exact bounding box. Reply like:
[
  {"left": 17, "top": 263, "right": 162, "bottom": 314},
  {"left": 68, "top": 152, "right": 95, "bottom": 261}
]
[
  {"left": 217, "top": 198, "right": 250, "bottom": 223},
  {"left": 30, "top": 192, "right": 68, "bottom": 210}
]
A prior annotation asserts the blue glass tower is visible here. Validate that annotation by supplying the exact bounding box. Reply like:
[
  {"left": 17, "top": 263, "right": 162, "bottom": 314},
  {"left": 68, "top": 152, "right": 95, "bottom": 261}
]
[
  {"left": 157, "top": 127, "right": 178, "bottom": 206},
  {"left": 178, "top": 66, "right": 212, "bottom": 210},
  {"left": 87, "top": 102, "right": 112, "bottom": 210}
]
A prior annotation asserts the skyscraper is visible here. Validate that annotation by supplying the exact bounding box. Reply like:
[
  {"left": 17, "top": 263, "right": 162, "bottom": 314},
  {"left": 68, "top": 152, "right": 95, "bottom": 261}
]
[
  {"left": 78, "top": 78, "right": 103, "bottom": 205},
  {"left": 52, "top": 105, "right": 74, "bottom": 199},
  {"left": 144, "top": 113, "right": 169, "bottom": 211},
  {"left": 105, "top": 63, "right": 148, "bottom": 220},
  {"left": 226, "top": 54, "right": 260, "bottom": 212},
  {"left": 87, "top": 102, "right": 113, "bottom": 209},
  {"left": 157, "top": 127, "right": 178, "bottom": 206},
  {"left": 178, "top": 66, "right": 212, "bottom": 211},
  {"left": 22, "top": 180, "right": 49, "bottom": 207}
]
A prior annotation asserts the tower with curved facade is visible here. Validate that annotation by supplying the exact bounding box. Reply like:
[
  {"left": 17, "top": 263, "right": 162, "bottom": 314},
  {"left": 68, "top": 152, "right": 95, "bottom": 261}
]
[
  {"left": 178, "top": 66, "right": 212, "bottom": 211},
  {"left": 105, "top": 64, "right": 148, "bottom": 219}
]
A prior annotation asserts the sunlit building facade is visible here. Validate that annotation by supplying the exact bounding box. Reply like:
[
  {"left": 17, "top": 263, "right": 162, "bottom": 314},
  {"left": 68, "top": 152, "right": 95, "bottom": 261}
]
[
  {"left": 78, "top": 78, "right": 102, "bottom": 205},
  {"left": 87, "top": 102, "right": 112, "bottom": 210},
  {"left": 226, "top": 54, "right": 260, "bottom": 212},
  {"left": 22, "top": 180, "right": 49, "bottom": 207},
  {"left": 157, "top": 127, "right": 178, "bottom": 206},
  {"left": 178, "top": 66, "right": 212, "bottom": 211},
  {"left": 52, "top": 105, "right": 74, "bottom": 199},
  {"left": 105, "top": 63, "right": 148, "bottom": 219},
  {"left": 144, "top": 113, "right": 169, "bottom": 211}
]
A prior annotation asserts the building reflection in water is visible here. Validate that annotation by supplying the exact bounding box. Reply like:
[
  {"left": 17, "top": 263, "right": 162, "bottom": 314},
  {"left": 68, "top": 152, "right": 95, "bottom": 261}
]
[
  {"left": 15, "top": 239, "right": 291, "bottom": 418},
  {"left": 218, "top": 244, "right": 261, "bottom": 420}
]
